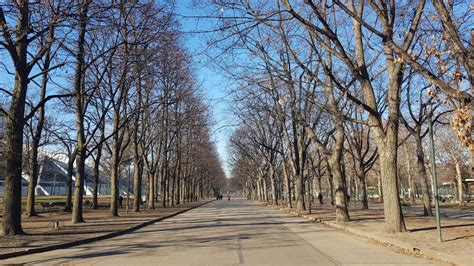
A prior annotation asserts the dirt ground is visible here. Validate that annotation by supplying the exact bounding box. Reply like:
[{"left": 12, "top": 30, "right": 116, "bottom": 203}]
[
  {"left": 0, "top": 200, "right": 209, "bottom": 255},
  {"left": 273, "top": 201, "right": 473, "bottom": 264}
]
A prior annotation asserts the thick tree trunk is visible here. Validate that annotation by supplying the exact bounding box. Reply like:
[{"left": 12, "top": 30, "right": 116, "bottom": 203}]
[
  {"left": 2, "top": 0, "right": 30, "bottom": 236},
  {"left": 379, "top": 146, "right": 406, "bottom": 233},
  {"left": 3, "top": 98, "right": 26, "bottom": 235},
  {"left": 328, "top": 158, "right": 350, "bottom": 222},
  {"left": 294, "top": 173, "right": 305, "bottom": 212}
]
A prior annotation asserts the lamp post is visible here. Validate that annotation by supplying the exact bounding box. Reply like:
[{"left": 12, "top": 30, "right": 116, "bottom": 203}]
[{"left": 427, "top": 103, "right": 443, "bottom": 242}]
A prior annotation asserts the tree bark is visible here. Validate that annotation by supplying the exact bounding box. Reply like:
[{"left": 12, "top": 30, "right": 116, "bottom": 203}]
[
  {"left": 2, "top": 0, "right": 31, "bottom": 236},
  {"left": 404, "top": 146, "right": 416, "bottom": 204},
  {"left": 414, "top": 136, "right": 433, "bottom": 216},
  {"left": 355, "top": 162, "right": 368, "bottom": 209},
  {"left": 379, "top": 146, "right": 406, "bottom": 233},
  {"left": 64, "top": 151, "right": 75, "bottom": 212},
  {"left": 71, "top": 0, "right": 90, "bottom": 225},
  {"left": 454, "top": 159, "right": 465, "bottom": 207},
  {"left": 92, "top": 128, "right": 104, "bottom": 209}
]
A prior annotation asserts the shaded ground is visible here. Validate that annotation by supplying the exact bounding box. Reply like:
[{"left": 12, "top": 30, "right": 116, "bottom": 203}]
[
  {"left": 1, "top": 199, "right": 437, "bottom": 265},
  {"left": 272, "top": 200, "right": 473, "bottom": 264},
  {"left": 0, "top": 200, "right": 208, "bottom": 255}
]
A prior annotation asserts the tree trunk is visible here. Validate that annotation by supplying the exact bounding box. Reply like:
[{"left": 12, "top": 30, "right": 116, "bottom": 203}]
[
  {"left": 404, "top": 146, "right": 416, "bottom": 204},
  {"left": 72, "top": 148, "right": 86, "bottom": 223},
  {"left": 355, "top": 162, "right": 368, "bottom": 209},
  {"left": 109, "top": 139, "right": 120, "bottom": 217},
  {"left": 71, "top": 0, "right": 90, "bottom": 225},
  {"left": 25, "top": 143, "right": 40, "bottom": 217},
  {"left": 148, "top": 171, "right": 155, "bottom": 209},
  {"left": 282, "top": 158, "right": 292, "bottom": 208},
  {"left": 270, "top": 174, "right": 278, "bottom": 205},
  {"left": 379, "top": 146, "right": 406, "bottom": 233},
  {"left": 328, "top": 174, "right": 334, "bottom": 205},
  {"left": 328, "top": 158, "right": 350, "bottom": 222},
  {"left": 415, "top": 136, "right": 433, "bottom": 216},
  {"left": 64, "top": 152, "right": 75, "bottom": 212},
  {"left": 92, "top": 126, "right": 104, "bottom": 209},
  {"left": 263, "top": 177, "right": 269, "bottom": 203},
  {"left": 3, "top": 93, "right": 27, "bottom": 235},
  {"left": 455, "top": 159, "right": 465, "bottom": 207},
  {"left": 2, "top": 0, "right": 31, "bottom": 236},
  {"left": 294, "top": 173, "right": 305, "bottom": 212},
  {"left": 133, "top": 158, "right": 141, "bottom": 212},
  {"left": 25, "top": 45, "right": 50, "bottom": 217}
]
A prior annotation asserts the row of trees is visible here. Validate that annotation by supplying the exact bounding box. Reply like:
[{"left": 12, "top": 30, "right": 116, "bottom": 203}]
[
  {"left": 206, "top": 0, "right": 472, "bottom": 233},
  {"left": 0, "top": 1, "right": 225, "bottom": 236}
]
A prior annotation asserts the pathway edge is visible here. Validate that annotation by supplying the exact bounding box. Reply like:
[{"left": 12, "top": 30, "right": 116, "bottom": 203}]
[
  {"left": 267, "top": 204, "right": 471, "bottom": 266},
  {"left": 0, "top": 200, "right": 214, "bottom": 260}
]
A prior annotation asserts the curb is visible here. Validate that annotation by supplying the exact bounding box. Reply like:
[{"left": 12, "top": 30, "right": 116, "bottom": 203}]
[
  {"left": 268, "top": 205, "right": 471, "bottom": 266},
  {"left": 0, "top": 200, "right": 214, "bottom": 260}
]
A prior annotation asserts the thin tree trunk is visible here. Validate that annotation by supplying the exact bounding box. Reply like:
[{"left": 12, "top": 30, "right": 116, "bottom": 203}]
[
  {"left": 415, "top": 136, "right": 433, "bottom": 216},
  {"left": 71, "top": 0, "right": 90, "bottom": 224},
  {"left": 355, "top": 162, "right": 368, "bottom": 209},
  {"left": 404, "top": 146, "right": 416, "bottom": 204},
  {"left": 110, "top": 138, "right": 120, "bottom": 217},
  {"left": 64, "top": 152, "right": 75, "bottom": 212},
  {"left": 92, "top": 131, "right": 104, "bottom": 209},
  {"left": 455, "top": 159, "right": 465, "bottom": 207},
  {"left": 25, "top": 44, "right": 51, "bottom": 217},
  {"left": 133, "top": 158, "right": 141, "bottom": 212}
]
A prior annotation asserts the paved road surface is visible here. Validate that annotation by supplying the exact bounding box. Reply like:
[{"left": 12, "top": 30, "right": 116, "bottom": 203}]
[{"left": 5, "top": 199, "right": 438, "bottom": 265}]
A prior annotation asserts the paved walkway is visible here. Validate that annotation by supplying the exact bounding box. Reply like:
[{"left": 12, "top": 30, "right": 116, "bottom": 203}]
[{"left": 3, "top": 199, "right": 439, "bottom": 265}]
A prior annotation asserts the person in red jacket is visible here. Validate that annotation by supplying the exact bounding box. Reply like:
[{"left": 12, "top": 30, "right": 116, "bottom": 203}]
[{"left": 227, "top": 193, "right": 231, "bottom": 201}]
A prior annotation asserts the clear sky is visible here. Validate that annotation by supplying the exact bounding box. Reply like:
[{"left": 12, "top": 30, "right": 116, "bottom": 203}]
[{"left": 176, "top": 1, "right": 237, "bottom": 178}]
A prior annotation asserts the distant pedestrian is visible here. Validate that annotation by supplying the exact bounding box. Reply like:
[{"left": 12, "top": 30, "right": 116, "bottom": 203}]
[
  {"left": 227, "top": 193, "right": 231, "bottom": 201},
  {"left": 119, "top": 195, "right": 123, "bottom": 208},
  {"left": 318, "top": 192, "right": 323, "bottom": 205}
]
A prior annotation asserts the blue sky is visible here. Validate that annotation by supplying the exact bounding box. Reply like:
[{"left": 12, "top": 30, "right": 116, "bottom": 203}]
[{"left": 176, "top": 2, "right": 237, "bottom": 177}]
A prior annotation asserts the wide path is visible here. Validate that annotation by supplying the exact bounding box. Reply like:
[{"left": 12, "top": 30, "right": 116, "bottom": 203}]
[{"left": 4, "top": 199, "right": 438, "bottom": 265}]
